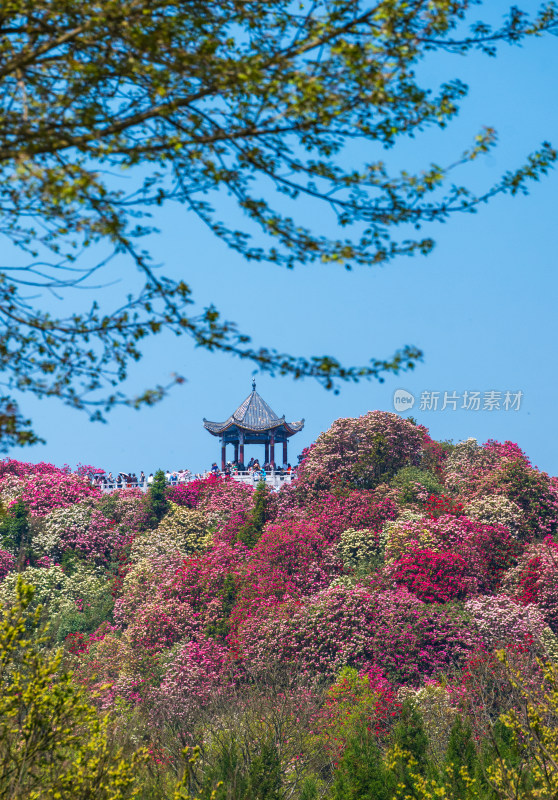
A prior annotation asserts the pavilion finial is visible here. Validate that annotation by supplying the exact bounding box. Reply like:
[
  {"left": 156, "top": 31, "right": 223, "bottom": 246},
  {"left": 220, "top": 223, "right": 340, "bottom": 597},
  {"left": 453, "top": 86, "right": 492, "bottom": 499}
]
[{"left": 252, "top": 378, "right": 256, "bottom": 391}]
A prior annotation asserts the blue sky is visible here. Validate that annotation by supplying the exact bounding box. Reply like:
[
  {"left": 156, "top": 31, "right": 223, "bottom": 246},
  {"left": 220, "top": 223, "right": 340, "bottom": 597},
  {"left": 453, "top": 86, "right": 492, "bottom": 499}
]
[{"left": 12, "top": 5, "right": 558, "bottom": 477}]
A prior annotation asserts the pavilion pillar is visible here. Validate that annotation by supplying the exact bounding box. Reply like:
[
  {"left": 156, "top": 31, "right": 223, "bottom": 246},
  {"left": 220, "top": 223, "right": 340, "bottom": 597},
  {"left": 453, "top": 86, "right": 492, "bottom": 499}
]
[
  {"left": 270, "top": 433, "right": 275, "bottom": 468},
  {"left": 234, "top": 442, "right": 239, "bottom": 463},
  {"left": 221, "top": 441, "right": 226, "bottom": 471},
  {"left": 283, "top": 440, "right": 288, "bottom": 466},
  {"left": 239, "top": 432, "right": 245, "bottom": 466},
  {"left": 264, "top": 442, "right": 269, "bottom": 464}
]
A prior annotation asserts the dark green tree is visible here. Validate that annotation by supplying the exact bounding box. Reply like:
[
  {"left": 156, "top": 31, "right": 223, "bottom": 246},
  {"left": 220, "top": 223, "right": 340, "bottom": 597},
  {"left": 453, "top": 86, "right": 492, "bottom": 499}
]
[
  {"left": 206, "top": 573, "right": 238, "bottom": 641},
  {"left": 246, "top": 740, "right": 282, "bottom": 800},
  {"left": 0, "top": 500, "right": 31, "bottom": 571},
  {"left": 0, "top": 2, "right": 556, "bottom": 444},
  {"left": 331, "top": 724, "right": 390, "bottom": 800},
  {"left": 146, "top": 469, "right": 169, "bottom": 529},
  {"left": 444, "top": 715, "right": 479, "bottom": 799},
  {"left": 388, "top": 700, "right": 430, "bottom": 794},
  {"left": 237, "top": 482, "right": 271, "bottom": 548}
]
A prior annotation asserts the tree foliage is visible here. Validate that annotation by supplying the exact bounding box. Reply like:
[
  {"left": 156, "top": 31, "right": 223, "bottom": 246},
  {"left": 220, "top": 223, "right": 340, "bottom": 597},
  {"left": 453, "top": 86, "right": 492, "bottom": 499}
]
[
  {"left": 0, "top": 1, "right": 556, "bottom": 442},
  {"left": 0, "top": 578, "right": 144, "bottom": 799},
  {"left": 146, "top": 469, "right": 169, "bottom": 528}
]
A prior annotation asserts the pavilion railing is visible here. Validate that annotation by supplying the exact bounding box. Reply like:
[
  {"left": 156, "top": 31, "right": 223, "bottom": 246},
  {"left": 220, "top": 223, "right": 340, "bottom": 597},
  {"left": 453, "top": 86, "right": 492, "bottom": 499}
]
[{"left": 98, "top": 470, "right": 293, "bottom": 494}]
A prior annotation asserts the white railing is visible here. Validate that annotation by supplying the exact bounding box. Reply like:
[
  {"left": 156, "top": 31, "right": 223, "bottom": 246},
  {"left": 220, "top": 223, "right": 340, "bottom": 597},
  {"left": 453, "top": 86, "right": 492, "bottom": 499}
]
[
  {"left": 230, "top": 471, "right": 293, "bottom": 489},
  {"left": 97, "top": 471, "right": 293, "bottom": 494}
]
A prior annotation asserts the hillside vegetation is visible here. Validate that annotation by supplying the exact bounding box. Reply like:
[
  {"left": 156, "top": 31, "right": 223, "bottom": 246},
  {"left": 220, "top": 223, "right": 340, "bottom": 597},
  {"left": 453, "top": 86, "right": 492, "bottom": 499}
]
[{"left": 1, "top": 411, "right": 558, "bottom": 799}]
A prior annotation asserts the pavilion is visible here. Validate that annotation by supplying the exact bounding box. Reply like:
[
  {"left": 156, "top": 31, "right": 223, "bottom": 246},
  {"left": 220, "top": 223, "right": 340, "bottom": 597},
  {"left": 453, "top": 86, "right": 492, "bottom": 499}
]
[{"left": 203, "top": 381, "right": 304, "bottom": 470}]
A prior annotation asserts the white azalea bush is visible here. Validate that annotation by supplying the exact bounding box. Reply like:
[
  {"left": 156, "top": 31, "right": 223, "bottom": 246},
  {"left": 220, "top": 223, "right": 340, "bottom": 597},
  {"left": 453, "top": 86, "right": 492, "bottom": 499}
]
[
  {"left": 380, "top": 511, "right": 427, "bottom": 563},
  {"left": 337, "top": 527, "right": 381, "bottom": 572},
  {"left": 465, "top": 495, "right": 524, "bottom": 536},
  {"left": 130, "top": 503, "right": 212, "bottom": 562},
  {"left": 0, "top": 475, "right": 26, "bottom": 505},
  {"left": 0, "top": 563, "right": 107, "bottom": 616}
]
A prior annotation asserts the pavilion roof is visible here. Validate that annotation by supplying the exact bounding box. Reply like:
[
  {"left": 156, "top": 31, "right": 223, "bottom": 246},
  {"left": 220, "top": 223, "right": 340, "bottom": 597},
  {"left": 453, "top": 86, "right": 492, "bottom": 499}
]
[{"left": 203, "top": 382, "right": 304, "bottom": 436}]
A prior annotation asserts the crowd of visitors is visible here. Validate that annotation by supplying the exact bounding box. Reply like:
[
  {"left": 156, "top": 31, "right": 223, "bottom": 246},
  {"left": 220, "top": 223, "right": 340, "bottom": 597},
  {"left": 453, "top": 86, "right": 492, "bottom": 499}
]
[
  {"left": 213, "top": 458, "right": 294, "bottom": 478},
  {"left": 92, "top": 460, "right": 297, "bottom": 491},
  {"left": 92, "top": 469, "right": 194, "bottom": 489}
]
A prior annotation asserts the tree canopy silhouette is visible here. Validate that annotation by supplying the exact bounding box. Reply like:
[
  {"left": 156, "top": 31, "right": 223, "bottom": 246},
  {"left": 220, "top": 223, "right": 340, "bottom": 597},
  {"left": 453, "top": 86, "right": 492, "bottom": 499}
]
[{"left": 0, "top": 1, "right": 556, "bottom": 444}]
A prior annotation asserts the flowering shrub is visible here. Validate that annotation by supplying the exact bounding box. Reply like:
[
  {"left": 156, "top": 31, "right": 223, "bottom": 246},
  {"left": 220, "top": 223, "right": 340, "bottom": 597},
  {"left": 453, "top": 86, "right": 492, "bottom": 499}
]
[
  {"left": 380, "top": 511, "right": 434, "bottom": 563},
  {"left": 477, "top": 459, "right": 558, "bottom": 539},
  {"left": 504, "top": 538, "right": 558, "bottom": 631},
  {"left": 199, "top": 478, "right": 256, "bottom": 528},
  {"left": 42, "top": 503, "right": 128, "bottom": 562},
  {"left": 337, "top": 528, "right": 381, "bottom": 572},
  {"left": 0, "top": 563, "right": 106, "bottom": 616},
  {"left": 0, "top": 470, "right": 100, "bottom": 516},
  {"left": 306, "top": 491, "right": 398, "bottom": 544},
  {"left": 445, "top": 439, "right": 558, "bottom": 539},
  {"left": 295, "top": 411, "right": 427, "bottom": 496},
  {"left": 162, "top": 542, "right": 249, "bottom": 636},
  {"left": 0, "top": 549, "right": 15, "bottom": 580},
  {"left": 391, "top": 548, "right": 474, "bottom": 603},
  {"left": 151, "top": 636, "right": 231, "bottom": 724},
  {"left": 423, "top": 494, "right": 464, "bottom": 518},
  {"left": 465, "top": 494, "right": 524, "bottom": 536},
  {"left": 165, "top": 474, "right": 224, "bottom": 508},
  {"left": 229, "top": 521, "right": 335, "bottom": 626},
  {"left": 113, "top": 554, "right": 184, "bottom": 627},
  {"left": 444, "top": 438, "right": 499, "bottom": 493},
  {"left": 130, "top": 504, "right": 211, "bottom": 562},
  {"left": 94, "top": 489, "right": 150, "bottom": 533},
  {"left": 0, "top": 475, "right": 26, "bottom": 505},
  {"left": 383, "top": 514, "right": 519, "bottom": 591},
  {"left": 391, "top": 467, "right": 444, "bottom": 506},
  {"left": 236, "top": 584, "right": 478, "bottom": 685},
  {"left": 125, "top": 597, "right": 199, "bottom": 652},
  {"left": 0, "top": 458, "right": 72, "bottom": 479},
  {"left": 464, "top": 594, "right": 548, "bottom": 649}
]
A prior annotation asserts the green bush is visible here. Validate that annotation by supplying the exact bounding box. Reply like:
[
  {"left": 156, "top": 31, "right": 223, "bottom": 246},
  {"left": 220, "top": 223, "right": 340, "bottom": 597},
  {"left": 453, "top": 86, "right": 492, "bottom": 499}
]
[{"left": 391, "top": 467, "right": 443, "bottom": 505}]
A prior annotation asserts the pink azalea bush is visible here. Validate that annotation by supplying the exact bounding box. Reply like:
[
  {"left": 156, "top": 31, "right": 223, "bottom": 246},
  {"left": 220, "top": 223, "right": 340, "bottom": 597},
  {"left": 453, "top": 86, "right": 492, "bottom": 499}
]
[
  {"left": 0, "top": 550, "right": 15, "bottom": 580},
  {"left": 2, "top": 470, "right": 100, "bottom": 516},
  {"left": 43, "top": 504, "right": 129, "bottom": 562},
  {"left": 464, "top": 593, "right": 548, "bottom": 649},
  {"left": 235, "top": 584, "right": 479, "bottom": 685},
  {"left": 152, "top": 636, "right": 231, "bottom": 723},
  {"left": 294, "top": 411, "right": 427, "bottom": 497}
]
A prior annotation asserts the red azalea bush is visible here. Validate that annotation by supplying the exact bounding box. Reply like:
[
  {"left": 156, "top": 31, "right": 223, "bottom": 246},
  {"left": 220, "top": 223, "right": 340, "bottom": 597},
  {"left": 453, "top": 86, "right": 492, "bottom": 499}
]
[
  {"left": 387, "top": 514, "right": 520, "bottom": 592},
  {"left": 306, "top": 492, "right": 398, "bottom": 543},
  {"left": 504, "top": 537, "right": 558, "bottom": 631},
  {"left": 424, "top": 494, "right": 464, "bottom": 518},
  {"left": 391, "top": 548, "right": 474, "bottom": 603}
]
